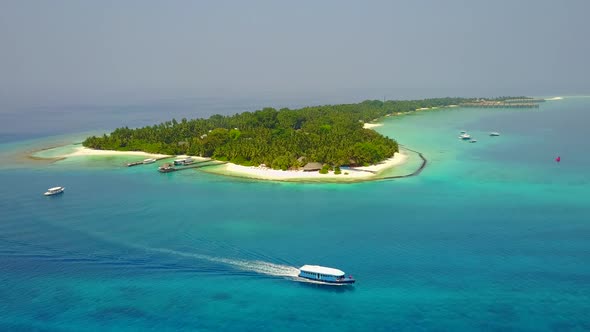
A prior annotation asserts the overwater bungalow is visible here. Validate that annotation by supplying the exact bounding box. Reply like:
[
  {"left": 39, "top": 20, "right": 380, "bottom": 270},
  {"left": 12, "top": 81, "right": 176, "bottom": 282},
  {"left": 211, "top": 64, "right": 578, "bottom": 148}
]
[{"left": 159, "top": 163, "right": 175, "bottom": 173}]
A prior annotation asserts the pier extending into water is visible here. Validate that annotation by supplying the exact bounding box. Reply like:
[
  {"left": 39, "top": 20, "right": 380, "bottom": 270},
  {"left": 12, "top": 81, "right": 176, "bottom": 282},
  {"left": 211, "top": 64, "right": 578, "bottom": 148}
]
[
  {"left": 503, "top": 98, "right": 546, "bottom": 103},
  {"left": 460, "top": 102, "right": 539, "bottom": 109},
  {"left": 126, "top": 156, "right": 168, "bottom": 167},
  {"left": 377, "top": 145, "right": 427, "bottom": 181},
  {"left": 159, "top": 159, "right": 227, "bottom": 173},
  {"left": 459, "top": 97, "right": 546, "bottom": 109}
]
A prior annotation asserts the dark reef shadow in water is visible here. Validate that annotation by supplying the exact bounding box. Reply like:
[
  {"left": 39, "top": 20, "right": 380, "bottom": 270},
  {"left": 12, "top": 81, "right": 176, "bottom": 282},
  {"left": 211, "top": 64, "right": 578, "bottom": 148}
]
[
  {"left": 90, "top": 306, "right": 150, "bottom": 320},
  {"left": 210, "top": 292, "right": 233, "bottom": 301}
]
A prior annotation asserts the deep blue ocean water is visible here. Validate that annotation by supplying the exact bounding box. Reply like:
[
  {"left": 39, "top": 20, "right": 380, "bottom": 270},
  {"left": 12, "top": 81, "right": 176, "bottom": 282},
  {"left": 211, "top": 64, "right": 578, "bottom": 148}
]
[{"left": 1, "top": 97, "right": 589, "bottom": 331}]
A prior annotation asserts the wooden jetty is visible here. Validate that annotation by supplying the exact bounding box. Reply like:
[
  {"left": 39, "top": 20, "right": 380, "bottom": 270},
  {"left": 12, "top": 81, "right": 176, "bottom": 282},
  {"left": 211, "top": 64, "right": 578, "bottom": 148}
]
[
  {"left": 158, "top": 160, "right": 227, "bottom": 173},
  {"left": 126, "top": 156, "right": 168, "bottom": 167},
  {"left": 460, "top": 102, "right": 539, "bottom": 109},
  {"left": 503, "top": 98, "right": 546, "bottom": 103},
  {"left": 126, "top": 161, "right": 143, "bottom": 167}
]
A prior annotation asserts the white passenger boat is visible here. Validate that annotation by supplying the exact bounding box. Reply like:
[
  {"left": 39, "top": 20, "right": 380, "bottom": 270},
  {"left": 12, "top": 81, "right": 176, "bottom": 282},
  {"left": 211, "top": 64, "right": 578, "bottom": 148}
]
[
  {"left": 490, "top": 132, "right": 500, "bottom": 136},
  {"left": 143, "top": 158, "right": 156, "bottom": 164},
  {"left": 44, "top": 186, "right": 65, "bottom": 196},
  {"left": 459, "top": 133, "right": 471, "bottom": 140},
  {"left": 173, "top": 157, "right": 194, "bottom": 166},
  {"left": 298, "top": 265, "right": 355, "bottom": 284}
]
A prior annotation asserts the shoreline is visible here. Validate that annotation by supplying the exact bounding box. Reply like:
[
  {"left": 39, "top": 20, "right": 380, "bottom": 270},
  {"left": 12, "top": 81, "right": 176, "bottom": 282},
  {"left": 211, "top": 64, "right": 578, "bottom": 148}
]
[
  {"left": 363, "top": 123, "right": 383, "bottom": 129},
  {"left": 60, "top": 146, "right": 171, "bottom": 159},
  {"left": 202, "top": 149, "right": 409, "bottom": 182},
  {"left": 45, "top": 146, "right": 212, "bottom": 162}
]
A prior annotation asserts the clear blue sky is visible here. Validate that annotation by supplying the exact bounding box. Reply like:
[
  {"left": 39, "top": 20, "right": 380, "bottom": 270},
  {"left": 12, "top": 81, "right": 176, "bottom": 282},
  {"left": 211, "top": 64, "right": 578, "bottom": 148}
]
[{"left": 1, "top": 0, "right": 589, "bottom": 107}]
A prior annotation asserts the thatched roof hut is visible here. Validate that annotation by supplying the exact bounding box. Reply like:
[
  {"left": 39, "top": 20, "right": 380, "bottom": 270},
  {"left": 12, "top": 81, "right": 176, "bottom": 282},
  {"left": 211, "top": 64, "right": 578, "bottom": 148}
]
[{"left": 303, "top": 162, "right": 323, "bottom": 172}]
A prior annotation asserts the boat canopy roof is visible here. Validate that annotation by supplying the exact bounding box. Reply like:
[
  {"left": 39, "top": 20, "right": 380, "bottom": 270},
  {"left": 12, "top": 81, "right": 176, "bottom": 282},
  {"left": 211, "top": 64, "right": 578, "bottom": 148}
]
[
  {"left": 48, "top": 187, "right": 63, "bottom": 191},
  {"left": 299, "top": 265, "right": 345, "bottom": 276}
]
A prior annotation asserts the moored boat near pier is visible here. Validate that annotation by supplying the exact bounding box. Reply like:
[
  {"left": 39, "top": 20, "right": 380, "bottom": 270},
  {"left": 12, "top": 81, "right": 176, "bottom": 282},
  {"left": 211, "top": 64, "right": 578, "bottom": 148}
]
[
  {"left": 127, "top": 158, "right": 157, "bottom": 167},
  {"left": 174, "top": 157, "right": 195, "bottom": 166}
]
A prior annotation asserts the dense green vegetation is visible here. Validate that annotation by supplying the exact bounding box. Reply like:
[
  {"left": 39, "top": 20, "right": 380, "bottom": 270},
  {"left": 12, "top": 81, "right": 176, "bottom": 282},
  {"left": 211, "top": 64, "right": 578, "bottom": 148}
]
[{"left": 83, "top": 97, "right": 494, "bottom": 169}]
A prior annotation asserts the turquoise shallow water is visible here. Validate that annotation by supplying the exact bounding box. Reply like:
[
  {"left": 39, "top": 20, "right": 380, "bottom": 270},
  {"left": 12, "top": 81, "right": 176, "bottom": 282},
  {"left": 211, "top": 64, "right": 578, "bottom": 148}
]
[{"left": 1, "top": 98, "right": 589, "bottom": 331}]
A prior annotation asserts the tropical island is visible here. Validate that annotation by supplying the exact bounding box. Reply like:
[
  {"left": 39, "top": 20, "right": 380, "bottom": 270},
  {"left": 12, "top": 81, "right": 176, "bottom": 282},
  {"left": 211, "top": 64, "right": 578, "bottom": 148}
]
[{"left": 82, "top": 96, "right": 538, "bottom": 180}]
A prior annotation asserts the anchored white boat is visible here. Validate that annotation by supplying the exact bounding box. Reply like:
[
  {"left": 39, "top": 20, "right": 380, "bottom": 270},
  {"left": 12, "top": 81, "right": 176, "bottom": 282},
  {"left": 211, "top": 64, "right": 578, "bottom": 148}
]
[
  {"left": 459, "top": 133, "right": 471, "bottom": 140},
  {"left": 44, "top": 186, "right": 65, "bottom": 196},
  {"left": 173, "top": 157, "right": 194, "bottom": 166},
  {"left": 490, "top": 132, "right": 500, "bottom": 136},
  {"left": 298, "top": 265, "right": 355, "bottom": 284},
  {"left": 143, "top": 158, "right": 156, "bottom": 164}
]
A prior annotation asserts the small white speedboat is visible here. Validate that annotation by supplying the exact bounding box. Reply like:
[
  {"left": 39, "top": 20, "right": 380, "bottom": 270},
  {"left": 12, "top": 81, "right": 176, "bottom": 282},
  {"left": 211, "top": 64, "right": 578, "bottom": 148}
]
[
  {"left": 469, "top": 139, "right": 477, "bottom": 143},
  {"left": 143, "top": 158, "right": 156, "bottom": 164},
  {"left": 490, "top": 132, "right": 500, "bottom": 136},
  {"left": 44, "top": 186, "right": 65, "bottom": 196},
  {"left": 459, "top": 133, "right": 471, "bottom": 140}
]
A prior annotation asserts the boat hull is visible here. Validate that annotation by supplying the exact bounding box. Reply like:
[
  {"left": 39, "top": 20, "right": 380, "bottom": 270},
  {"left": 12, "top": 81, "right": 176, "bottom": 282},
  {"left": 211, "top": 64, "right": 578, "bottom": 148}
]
[
  {"left": 44, "top": 189, "right": 64, "bottom": 196},
  {"left": 298, "top": 274, "right": 355, "bottom": 284}
]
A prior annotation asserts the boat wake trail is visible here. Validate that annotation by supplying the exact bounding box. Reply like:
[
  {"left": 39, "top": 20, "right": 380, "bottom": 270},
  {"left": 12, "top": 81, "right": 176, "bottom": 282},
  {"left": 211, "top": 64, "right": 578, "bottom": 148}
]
[
  {"left": 149, "top": 247, "right": 300, "bottom": 278},
  {"left": 1, "top": 222, "right": 302, "bottom": 280}
]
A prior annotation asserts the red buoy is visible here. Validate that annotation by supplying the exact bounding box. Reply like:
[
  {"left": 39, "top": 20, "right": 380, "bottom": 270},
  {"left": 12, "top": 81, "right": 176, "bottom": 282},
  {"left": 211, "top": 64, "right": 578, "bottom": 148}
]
[{"left": 556, "top": 156, "right": 561, "bottom": 162}]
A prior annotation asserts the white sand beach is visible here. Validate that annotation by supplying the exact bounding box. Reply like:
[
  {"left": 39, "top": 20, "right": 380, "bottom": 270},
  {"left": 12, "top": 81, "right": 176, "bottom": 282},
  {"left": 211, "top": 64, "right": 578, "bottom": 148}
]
[
  {"left": 61, "top": 146, "right": 170, "bottom": 159},
  {"left": 209, "top": 150, "right": 409, "bottom": 181},
  {"left": 363, "top": 123, "right": 383, "bottom": 129},
  {"left": 58, "top": 148, "right": 210, "bottom": 162},
  {"left": 173, "top": 155, "right": 211, "bottom": 162}
]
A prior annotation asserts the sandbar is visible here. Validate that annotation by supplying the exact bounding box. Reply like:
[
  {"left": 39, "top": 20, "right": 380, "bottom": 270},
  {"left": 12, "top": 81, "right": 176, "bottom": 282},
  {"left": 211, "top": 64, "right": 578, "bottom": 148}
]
[
  {"left": 61, "top": 146, "right": 170, "bottom": 159},
  {"left": 33, "top": 145, "right": 171, "bottom": 159}
]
